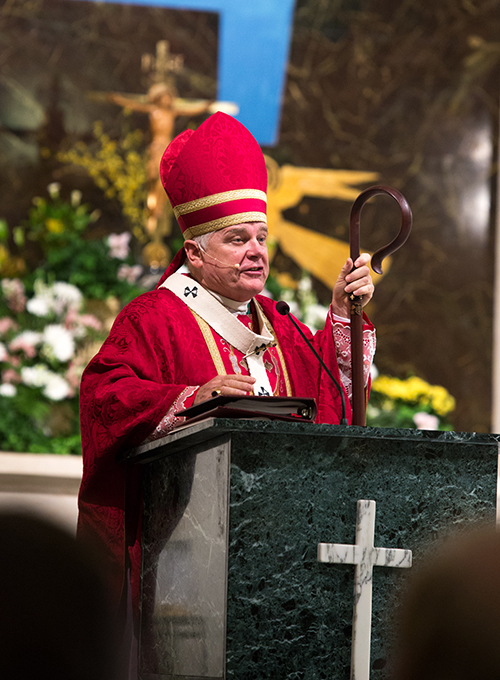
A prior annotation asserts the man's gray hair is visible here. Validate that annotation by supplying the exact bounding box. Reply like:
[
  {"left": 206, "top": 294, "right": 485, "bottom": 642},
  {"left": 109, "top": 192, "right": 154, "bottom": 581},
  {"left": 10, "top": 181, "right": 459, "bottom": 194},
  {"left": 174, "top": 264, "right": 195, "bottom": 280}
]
[
  {"left": 191, "top": 233, "right": 213, "bottom": 251},
  {"left": 184, "top": 232, "right": 214, "bottom": 276}
]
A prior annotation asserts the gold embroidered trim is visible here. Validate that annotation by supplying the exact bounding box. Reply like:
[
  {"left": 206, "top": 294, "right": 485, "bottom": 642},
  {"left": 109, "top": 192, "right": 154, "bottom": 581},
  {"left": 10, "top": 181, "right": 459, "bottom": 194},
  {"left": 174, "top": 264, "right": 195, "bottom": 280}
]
[
  {"left": 191, "top": 309, "right": 226, "bottom": 376},
  {"left": 174, "top": 189, "right": 267, "bottom": 217},
  {"left": 255, "top": 300, "right": 293, "bottom": 397},
  {"left": 183, "top": 212, "right": 267, "bottom": 239}
]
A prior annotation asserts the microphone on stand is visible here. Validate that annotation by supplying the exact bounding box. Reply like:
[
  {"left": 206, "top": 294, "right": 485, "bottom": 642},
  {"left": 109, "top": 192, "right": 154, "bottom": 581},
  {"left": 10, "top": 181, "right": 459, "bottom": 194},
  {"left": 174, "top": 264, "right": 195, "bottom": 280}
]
[{"left": 275, "top": 301, "right": 348, "bottom": 425}]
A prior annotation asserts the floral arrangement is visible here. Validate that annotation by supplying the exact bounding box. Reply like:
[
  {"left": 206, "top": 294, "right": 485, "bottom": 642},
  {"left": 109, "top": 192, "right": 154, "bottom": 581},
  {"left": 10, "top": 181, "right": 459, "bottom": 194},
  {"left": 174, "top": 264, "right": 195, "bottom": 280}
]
[
  {"left": 16, "top": 183, "right": 145, "bottom": 304},
  {"left": 0, "top": 186, "right": 146, "bottom": 453},
  {"left": 0, "top": 278, "right": 103, "bottom": 453},
  {"left": 366, "top": 372, "right": 456, "bottom": 430}
]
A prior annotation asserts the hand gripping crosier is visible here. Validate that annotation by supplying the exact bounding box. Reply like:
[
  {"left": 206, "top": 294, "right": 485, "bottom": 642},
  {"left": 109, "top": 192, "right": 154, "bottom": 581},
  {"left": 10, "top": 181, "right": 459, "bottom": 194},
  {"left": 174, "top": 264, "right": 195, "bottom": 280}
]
[{"left": 349, "top": 186, "right": 413, "bottom": 426}]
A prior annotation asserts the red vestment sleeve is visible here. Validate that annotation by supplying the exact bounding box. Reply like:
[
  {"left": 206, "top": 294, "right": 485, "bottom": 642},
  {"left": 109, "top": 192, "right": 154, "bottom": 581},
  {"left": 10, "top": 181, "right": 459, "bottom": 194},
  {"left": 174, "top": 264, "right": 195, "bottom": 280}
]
[{"left": 77, "top": 289, "right": 224, "bottom": 610}]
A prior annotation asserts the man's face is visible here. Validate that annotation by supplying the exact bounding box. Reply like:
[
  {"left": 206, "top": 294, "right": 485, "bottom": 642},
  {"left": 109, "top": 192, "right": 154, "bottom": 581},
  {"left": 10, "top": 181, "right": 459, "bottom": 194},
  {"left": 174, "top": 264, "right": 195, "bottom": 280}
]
[{"left": 195, "top": 222, "right": 269, "bottom": 301}]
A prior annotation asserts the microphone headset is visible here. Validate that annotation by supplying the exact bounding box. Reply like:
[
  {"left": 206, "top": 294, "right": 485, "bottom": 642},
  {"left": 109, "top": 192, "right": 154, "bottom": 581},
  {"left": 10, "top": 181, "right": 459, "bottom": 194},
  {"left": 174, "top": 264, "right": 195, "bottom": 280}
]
[{"left": 198, "top": 245, "right": 240, "bottom": 270}]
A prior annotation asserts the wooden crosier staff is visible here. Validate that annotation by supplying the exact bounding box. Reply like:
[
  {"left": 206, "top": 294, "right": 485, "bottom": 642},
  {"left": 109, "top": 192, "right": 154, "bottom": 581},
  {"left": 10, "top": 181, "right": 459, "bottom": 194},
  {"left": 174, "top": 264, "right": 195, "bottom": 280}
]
[{"left": 349, "top": 185, "right": 413, "bottom": 426}]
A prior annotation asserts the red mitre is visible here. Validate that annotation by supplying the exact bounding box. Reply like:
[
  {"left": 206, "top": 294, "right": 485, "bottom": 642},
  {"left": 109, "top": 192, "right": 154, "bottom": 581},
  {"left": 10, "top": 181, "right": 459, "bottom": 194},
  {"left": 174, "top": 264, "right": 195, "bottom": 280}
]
[{"left": 160, "top": 112, "right": 268, "bottom": 240}]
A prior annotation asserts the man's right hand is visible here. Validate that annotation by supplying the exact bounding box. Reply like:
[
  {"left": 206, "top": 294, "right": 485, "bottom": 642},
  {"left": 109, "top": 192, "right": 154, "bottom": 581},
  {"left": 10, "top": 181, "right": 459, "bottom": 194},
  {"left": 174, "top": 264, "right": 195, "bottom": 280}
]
[{"left": 193, "top": 375, "right": 257, "bottom": 405}]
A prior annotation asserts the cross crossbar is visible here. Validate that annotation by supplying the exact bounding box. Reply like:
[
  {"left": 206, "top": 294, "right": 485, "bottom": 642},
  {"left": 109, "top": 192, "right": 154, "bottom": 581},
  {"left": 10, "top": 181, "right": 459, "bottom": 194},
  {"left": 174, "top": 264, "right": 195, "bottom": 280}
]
[{"left": 318, "top": 500, "right": 412, "bottom": 680}]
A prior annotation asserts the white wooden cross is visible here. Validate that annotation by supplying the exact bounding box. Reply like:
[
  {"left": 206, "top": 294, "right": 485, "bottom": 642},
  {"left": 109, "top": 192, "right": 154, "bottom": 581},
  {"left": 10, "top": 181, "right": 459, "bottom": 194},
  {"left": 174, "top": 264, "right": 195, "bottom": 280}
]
[{"left": 317, "top": 499, "right": 412, "bottom": 680}]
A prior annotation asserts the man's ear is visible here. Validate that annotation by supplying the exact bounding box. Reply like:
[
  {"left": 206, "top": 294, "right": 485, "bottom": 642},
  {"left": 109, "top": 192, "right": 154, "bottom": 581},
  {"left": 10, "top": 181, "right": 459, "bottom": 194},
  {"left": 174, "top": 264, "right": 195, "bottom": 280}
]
[{"left": 184, "top": 240, "right": 204, "bottom": 270}]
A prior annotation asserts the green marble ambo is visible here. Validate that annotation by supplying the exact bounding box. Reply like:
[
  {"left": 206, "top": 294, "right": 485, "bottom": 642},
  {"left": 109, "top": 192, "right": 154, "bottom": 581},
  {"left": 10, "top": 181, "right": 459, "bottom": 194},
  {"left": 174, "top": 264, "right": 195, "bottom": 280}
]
[{"left": 136, "top": 420, "right": 498, "bottom": 680}]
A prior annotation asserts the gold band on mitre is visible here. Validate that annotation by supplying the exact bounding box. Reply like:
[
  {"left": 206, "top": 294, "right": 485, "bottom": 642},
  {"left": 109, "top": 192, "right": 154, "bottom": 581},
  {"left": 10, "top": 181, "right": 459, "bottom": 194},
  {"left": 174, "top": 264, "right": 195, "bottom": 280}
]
[
  {"left": 183, "top": 211, "right": 267, "bottom": 240},
  {"left": 173, "top": 189, "right": 267, "bottom": 218}
]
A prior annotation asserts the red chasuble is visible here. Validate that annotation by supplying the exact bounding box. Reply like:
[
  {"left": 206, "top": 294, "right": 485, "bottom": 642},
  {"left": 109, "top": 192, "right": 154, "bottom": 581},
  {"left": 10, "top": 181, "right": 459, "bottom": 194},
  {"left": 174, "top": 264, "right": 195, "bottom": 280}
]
[{"left": 77, "top": 288, "right": 373, "bottom": 615}]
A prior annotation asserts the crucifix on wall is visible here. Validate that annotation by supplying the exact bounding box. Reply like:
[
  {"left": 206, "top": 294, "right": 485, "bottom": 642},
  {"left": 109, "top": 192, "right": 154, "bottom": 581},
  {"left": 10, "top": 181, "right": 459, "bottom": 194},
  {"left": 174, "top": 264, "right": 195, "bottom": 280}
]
[
  {"left": 318, "top": 500, "right": 412, "bottom": 680},
  {"left": 90, "top": 40, "right": 237, "bottom": 266}
]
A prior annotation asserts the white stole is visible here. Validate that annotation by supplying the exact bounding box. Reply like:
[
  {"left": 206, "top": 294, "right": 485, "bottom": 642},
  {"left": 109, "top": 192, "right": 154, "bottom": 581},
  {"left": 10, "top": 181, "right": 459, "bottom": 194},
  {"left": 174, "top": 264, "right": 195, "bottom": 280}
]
[{"left": 161, "top": 273, "right": 275, "bottom": 396}]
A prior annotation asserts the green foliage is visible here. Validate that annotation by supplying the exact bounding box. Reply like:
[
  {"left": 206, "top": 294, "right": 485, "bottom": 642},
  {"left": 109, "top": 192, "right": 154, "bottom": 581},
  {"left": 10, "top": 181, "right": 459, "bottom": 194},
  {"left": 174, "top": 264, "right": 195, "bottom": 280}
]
[
  {"left": 0, "top": 185, "right": 147, "bottom": 454},
  {"left": 0, "top": 389, "right": 82, "bottom": 455},
  {"left": 22, "top": 186, "right": 144, "bottom": 304}
]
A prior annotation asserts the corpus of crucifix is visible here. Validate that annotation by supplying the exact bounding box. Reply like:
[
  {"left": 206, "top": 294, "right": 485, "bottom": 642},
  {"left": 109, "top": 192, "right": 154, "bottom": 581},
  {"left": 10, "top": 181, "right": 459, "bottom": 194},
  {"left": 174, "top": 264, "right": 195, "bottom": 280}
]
[{"left": 92, "top": 40, "right": 237, "bottom": 266}]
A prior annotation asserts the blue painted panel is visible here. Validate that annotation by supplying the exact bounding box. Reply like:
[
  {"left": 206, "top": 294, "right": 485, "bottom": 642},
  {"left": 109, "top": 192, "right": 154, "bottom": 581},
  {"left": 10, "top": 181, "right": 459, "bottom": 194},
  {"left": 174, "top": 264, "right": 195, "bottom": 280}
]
[{"left": 69, "top": 0, "right": 295, "bottom": 145}]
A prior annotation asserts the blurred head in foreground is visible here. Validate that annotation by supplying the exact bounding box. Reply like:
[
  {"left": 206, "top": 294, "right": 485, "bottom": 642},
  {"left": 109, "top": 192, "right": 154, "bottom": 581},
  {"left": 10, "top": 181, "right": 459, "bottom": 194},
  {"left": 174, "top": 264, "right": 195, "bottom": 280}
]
[
  {"left": 393, "top": 525, "right": 500, "bottom": 680},
  {"left": 0, "top": 512, "right": 118, "bottom": 680}
]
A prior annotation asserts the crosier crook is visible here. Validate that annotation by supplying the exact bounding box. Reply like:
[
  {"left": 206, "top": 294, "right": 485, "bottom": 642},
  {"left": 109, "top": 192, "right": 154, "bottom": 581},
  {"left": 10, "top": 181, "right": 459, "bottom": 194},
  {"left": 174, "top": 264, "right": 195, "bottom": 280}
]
[{"left": 349, "top": 185, "right": 413, "bottom": 426}]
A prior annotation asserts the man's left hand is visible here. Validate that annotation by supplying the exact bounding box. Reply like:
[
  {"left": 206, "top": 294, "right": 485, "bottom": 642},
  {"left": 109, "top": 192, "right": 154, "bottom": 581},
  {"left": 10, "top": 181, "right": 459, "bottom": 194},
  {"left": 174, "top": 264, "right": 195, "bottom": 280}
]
[{"left": 331, "top": 253, "right": 374, "bottom": 318}]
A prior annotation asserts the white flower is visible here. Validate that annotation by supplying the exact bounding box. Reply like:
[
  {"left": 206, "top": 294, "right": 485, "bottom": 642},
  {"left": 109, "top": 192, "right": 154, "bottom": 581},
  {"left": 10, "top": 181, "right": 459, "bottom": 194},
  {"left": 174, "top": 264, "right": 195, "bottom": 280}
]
[
  {"left": 26, "top": 296, "right": 51, "bottom": 317},
  {"left": 0, "top": 342, "right": 7, "bottom": 362},
  {"left": 21, "top": 364, "right": 51, "bottom": 388},
  {"left": 298, "top": 275, "right": 313, "bottom": 293},
  {"left": 43, "top": 374, "right": 71, "bottom": 401},
  {"left": 29, "top": 281, "right": 83, "bottom": 318},
  {"left": 47, "top": 182, "right": 61, "bottom": 198},
  {"left": 1, "top": 278, "right": 25, "bottom": 297},
  {"left": 304, "top": 303, "right": 329, "bottom": 332},
  {"left": 51, "top": 282, "right": 82, "bottom": 310},
  {"left": 43, "top": 325, "right": 75, "bottom": 362},
  {"left": 371, "top": 364, "right": 379, "bottom": 381},
  {"left": 71, "top": 190, "right": 82, "bottom": 207},
  {"left": 18, "top": 331, "right": 43, "bottom": 345},
  {"left": 0, "top": 383, "right": 16, "bottom": 397},
  {"left": 20, "top": 364, "right": 71, "bottom": 400}
]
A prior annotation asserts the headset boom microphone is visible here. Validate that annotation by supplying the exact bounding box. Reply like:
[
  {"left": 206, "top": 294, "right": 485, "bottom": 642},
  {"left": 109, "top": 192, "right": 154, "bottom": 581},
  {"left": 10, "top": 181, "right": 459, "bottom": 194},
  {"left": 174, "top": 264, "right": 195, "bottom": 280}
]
[{"left": 199, "top": 247, "right": 240, "bottom": 269}]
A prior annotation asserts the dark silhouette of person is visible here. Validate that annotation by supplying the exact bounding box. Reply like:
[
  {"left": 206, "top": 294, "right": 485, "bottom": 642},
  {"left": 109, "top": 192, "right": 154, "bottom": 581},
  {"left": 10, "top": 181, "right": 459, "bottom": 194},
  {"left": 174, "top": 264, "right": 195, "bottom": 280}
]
[
  {"left": 393, "top": 524, "right": 500, "bottom": 680},
  {"left": 0, "top": 512, "right": 120, "bottom": 680}
]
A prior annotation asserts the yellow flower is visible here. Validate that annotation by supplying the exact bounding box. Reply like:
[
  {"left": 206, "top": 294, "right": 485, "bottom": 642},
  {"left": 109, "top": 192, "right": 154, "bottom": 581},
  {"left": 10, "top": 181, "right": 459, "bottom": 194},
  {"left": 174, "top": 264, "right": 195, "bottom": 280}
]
[
  {"left": 57, "top": 121, "right": 147, "bottom": 235},
  {"left": 0, "top": 250, "right": 26, "bottom": 277},
  {"left": 372, "top": 374, "right": 455, "bottom": 417},
  {"left": 45, "top": 218, "right": 65, "bottom": 234},
  {"left": 429, "top": 385, "right": 456, "bottom": 416}
]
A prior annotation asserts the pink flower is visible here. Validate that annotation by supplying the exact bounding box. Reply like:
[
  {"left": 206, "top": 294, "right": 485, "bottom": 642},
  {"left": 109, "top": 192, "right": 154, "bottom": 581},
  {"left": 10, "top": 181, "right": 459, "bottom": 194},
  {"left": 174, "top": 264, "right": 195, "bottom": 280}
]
[
  {"left": 64, "top": 309, "right": 102, "bottom": 334},
  {"left": 2, "top": 368, "right": 21, "bottom": 383},
  {"left": 108, "top": 232, "right": 131, "bottom": 259},
  {"left": 64, "top": 307, "right": 79, "bottom": 328},
  {"left": 413, "top": 412, "right": 440, "bottom": 430},
  {"left": 76, "top": 314, "right": 102, "bottom": 331},
  {"left": 1, "top": 279, "right": 27, "bottom": 313},
  {"left": 0, "top": 318, "right": 19, "bottom": 335},
  {"left": 117, "top": 264, "right": 143, "bottom": 284},
  {"left": 9, "top": 331, "right": 43, "bottom": 358},
  {"left": 65, "top": 362, "right": 85, "bottom": 394},
  {"left": 10, "top": 341, "right": 36, "bottom": 358}
]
